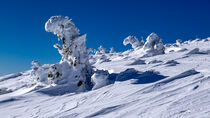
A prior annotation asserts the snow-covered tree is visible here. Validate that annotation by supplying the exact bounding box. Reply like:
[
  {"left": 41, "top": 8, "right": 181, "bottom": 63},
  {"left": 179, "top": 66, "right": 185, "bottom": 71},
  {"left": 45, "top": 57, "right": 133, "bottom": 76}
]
[
  {"left": 31, "top": 60, "right": 40, "bottom": 70},
  {"left": 98, "top": 45, "right": 107, "bottom": 54},
  {"left": 31, "top": 15, "right": 112, "bottom": 91},
  {"left": 88, "top": 48, "right": 96, "bottom": 54},
  {"left": 109, "top": 47, "right": 116, "bottom": 53},
  {"left": 176, "top": 39, "right": 182, "bottom": 46},
  {"left": 45, "top": 16, "right": 89, "bottom": 65},
  {"left": 140, "top": 37, "right": 145, "bottom": 47},
  {"left": 123, "top": 36, "right": 140, "bottom": 49},
  {"left": 30, "top": 16, "right": 93, "bottom": 91},
  {"left": 31, "top": 61, "right": 50, "bottom": 84},
  {"left": 143, "top": 33, "right": 165, "bottom": 55}
]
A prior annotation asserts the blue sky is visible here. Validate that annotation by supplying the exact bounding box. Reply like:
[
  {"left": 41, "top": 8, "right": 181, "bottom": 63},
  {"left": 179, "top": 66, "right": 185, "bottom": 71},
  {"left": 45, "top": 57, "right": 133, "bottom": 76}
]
[{"left": 0, "top": 0, "right": 210, "bottom": 76}]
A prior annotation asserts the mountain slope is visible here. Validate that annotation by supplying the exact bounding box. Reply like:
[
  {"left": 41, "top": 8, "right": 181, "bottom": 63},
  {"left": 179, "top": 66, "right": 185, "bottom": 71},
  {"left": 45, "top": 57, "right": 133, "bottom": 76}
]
[{"left": 0, "top": 38, "right": 210, "bottom": 118}]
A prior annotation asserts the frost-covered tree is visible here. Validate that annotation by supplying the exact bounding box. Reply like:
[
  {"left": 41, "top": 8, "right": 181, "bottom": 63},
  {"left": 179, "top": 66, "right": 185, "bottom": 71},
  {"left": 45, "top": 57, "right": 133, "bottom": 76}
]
[
  {"left": 45, "top": 16, "right": 88, "bottom": 65},
  {"left": 98, "top": 45, "right": 107, "bottom": 54},
  {"left": 31, "top": 61, "right": 49, "bottom": 84},
  {"left": 143, "top": 33, "right": 165, "bottom": 55},
  {"left": 31, "top": 60, "right": 40, "bottom": 70},
  {"left": 109, "top": 47, "right": 116, "bottom": 53},
  {"left": 30, "top": 16, "right": 93, "bottom": 91},
  {"left": 123, "top": 36, "right": 140, "bottom": 49},
  {"left": 31, "top": 16, "right": 112, "bottom": 91},
  {"left": 176, "top": 39, "right": 182, "bottom": 46},
  {"left": 88, "top": 48, "right": 96, "bottom": 54},
  {"left": 140, "top": 37, "right": 145, "bottom": 47}
]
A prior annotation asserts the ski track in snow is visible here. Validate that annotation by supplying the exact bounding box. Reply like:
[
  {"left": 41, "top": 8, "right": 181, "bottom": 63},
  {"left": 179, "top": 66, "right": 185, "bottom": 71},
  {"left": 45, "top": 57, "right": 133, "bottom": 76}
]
[{"left": 1, "top": 39, "right": 210, "bottom": 118}]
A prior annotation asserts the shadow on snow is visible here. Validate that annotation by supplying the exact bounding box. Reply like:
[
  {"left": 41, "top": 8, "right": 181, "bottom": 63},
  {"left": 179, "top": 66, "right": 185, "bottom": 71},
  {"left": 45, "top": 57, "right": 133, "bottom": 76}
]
[{"left": 110, "top": 68, "right": 167, "bottom": 84}]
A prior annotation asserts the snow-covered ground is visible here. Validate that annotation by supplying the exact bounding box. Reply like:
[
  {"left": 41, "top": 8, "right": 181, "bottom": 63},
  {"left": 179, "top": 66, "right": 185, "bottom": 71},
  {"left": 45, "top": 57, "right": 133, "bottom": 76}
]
[{"left": 0, "top": 37, "right": 210, "bottom": 118}]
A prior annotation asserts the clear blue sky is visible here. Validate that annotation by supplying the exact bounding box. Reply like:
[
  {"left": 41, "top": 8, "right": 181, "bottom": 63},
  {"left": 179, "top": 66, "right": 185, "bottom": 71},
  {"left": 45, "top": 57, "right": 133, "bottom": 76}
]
[{"left": 0, "top": 0, "right": 210, "bottom": 76}]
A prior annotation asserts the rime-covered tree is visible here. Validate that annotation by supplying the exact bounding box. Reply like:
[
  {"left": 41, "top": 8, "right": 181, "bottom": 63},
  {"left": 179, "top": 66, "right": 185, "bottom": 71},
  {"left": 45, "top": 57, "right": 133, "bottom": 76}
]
[
  {"left": 109, "top": 47, "right": 116, "bottom": 53},
  {"left": 140, "top": 37, "right": 145, "bottom": 47},
  {"left": 31, "top": 16, "right": 93, "bottom": 91},
  {"left": 98, "top": 45, "right": 107, "bottom": 54},
  {"left": 176, "top": 39, "right": 182, "bottom": 46},
  {"left": 31, "top": 16, "right": 114, "bottom": 91},
  {"left": 143, "top": 33, "right": 165, "bottom": 55},
  {"left": 123, "top": 36, "right": 140, "bottom": 49}
]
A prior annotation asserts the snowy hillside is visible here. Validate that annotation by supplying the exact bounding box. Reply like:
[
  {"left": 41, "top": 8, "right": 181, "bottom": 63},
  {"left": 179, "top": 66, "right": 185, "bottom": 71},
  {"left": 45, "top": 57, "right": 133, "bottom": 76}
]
[{"left": 1, "top": 16, "right": 210, "bottom": 118}]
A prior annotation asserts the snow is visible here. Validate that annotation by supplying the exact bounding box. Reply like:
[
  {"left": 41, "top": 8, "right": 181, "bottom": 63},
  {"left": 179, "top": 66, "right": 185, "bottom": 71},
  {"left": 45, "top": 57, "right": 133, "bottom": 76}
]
[{"left": 1, "top": 16, "right": 210, "bottom": 117}]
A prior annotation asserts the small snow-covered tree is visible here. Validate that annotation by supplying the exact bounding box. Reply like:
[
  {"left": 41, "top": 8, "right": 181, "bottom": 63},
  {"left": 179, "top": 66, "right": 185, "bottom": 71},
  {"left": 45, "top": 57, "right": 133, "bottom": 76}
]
[
  {"left": 88, "top": 48, "right": 96, "bottom": 54},
  {"left": 109, "top": 47, "right": 116, "bottom": 53},
  {"left": 143, "top": 33, "right": 165, "bottom": 55},
  {"left": 98, "top": 45, "right": 107, "bottom": 54},
  {"left": 123, "top": 36, "right": 140, "bottom": 49},
  {"left": 31, "top": 60, "right": 40, "bottom": 70},
  {"left": 176, "top": 39, "right": 182, "bottom": 45},
  {"left": 140, "top": 36, "right": 144, "bottom": 47},
  {"left": 31, "top": 61, "right": 50, "bottom": 84}
]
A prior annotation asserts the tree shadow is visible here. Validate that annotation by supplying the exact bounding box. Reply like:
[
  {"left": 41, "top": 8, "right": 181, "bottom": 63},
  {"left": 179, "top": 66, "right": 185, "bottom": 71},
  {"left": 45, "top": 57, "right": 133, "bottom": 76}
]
[{"left": 110, "top": 68, "right": 167, "bottom": 84}]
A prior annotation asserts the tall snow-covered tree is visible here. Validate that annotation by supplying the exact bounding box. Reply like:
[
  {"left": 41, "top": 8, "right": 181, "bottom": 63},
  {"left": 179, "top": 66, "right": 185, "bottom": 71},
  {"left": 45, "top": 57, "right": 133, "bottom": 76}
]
[
  {"left": 31, "top": 16, "right": 112, "bottom": 91},
  {"left": 42, "top": 16, "right": 93, "bottom": 91}
]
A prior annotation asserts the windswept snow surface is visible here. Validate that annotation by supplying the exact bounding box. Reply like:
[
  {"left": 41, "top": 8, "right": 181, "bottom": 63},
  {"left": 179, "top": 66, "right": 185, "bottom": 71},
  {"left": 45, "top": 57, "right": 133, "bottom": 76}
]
[{"left": 1, "top": 38, "right": 210, "bottom": 118}]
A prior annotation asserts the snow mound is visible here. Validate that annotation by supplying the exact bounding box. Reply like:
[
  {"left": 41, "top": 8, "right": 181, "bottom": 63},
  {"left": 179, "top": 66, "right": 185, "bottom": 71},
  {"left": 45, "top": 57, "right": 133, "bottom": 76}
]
[
  {"left": 148, "top": 60, "right": 163, "bottom": 64},
  {"left": 186, "top": 48, "right": 207, "bottom": 55},
  {"left": 91, "top": 70, "right": 111, "bottom": 90},
  {"left": 128, "top": 59, "right": 146, "bottom": 65},
  {"left": 165, "top": 60, "right": 180, "bottom": 66}
]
